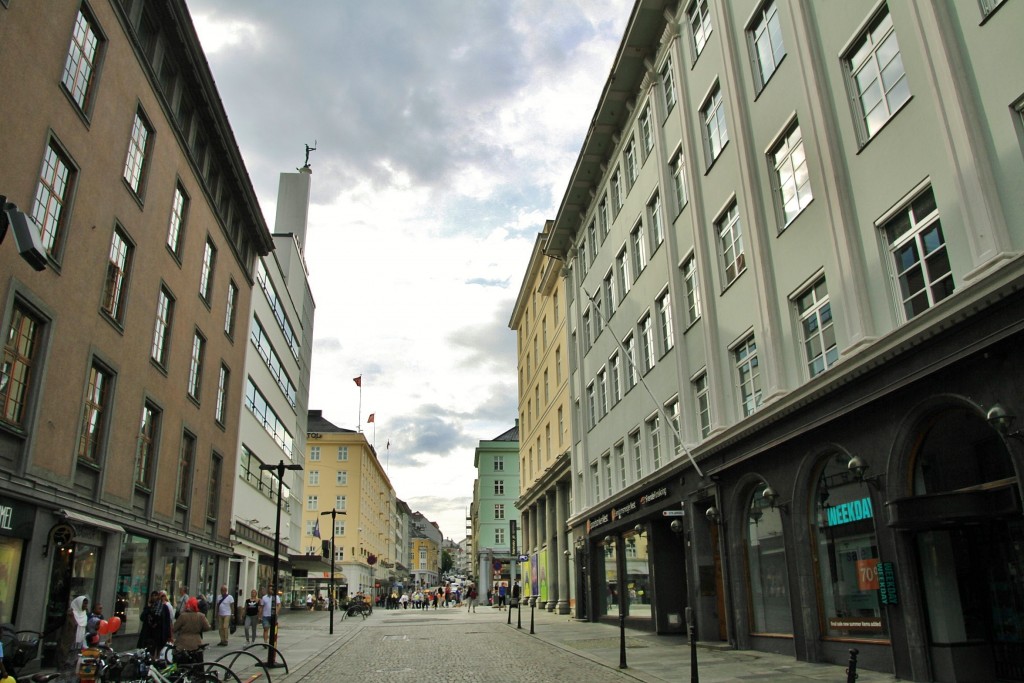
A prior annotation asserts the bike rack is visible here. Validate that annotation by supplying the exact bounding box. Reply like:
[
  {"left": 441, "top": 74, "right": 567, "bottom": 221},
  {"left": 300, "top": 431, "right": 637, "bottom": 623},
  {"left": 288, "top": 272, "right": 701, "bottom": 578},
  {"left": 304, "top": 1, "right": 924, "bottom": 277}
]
[
  {"left": 239, "top": 643, "right": 288, "bottom": 674},
  {"left": 214, "top": 649, "right": 272, "bottom": 683}
]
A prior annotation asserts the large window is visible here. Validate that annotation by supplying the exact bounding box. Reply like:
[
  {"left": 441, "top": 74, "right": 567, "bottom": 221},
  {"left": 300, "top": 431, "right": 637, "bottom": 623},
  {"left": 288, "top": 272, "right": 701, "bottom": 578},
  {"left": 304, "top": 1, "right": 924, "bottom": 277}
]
[
  {"left": 735, "top": 335, "right": 762, "bottom": 417},
  {"left": 166, "top": 183, "right": 188, "bottom": 258},
  {"left": 61, "top": 7, "right": 104, "bottom": 112},
  {"left": 135, "top": 402, "right": 160, "bottom": 488},
  {"left": 176, "top": 432, "right": 196, "bottom": 507},
  {"left": 688, "top": 0, "right": 713, "bottom": 57},
  {"left": 771, "top": 123, "right": 812, "bottom": 226},
  {"left": 187, "top": 331, "right": 205, "bottom": 400},
  {"left": 31, "top": 140, "right": 75, "bottom": 257},
  {"left": 150, "top": 287, "right": 174, "bottom": 367},
  {"left": 630, "top": 431, "right": 643, "bottom": 480},
  {"left": 494, "top": 454, "right": 504, "bottom": 471},
  {"left": 717, "top": 203, "right": 745, "bottom": 285},
  {"left": 670, "top": 151, "right": 687, "bottom": 214},
  {"left": 624, "top": 334, "right": 637, "bottom": 390},
  {"left": 101, "top": 226, "right": 133, "bottom": 324},
  {"left": 647, "top": 193, "right": 664, "bottom": 251},
  {"left": 845, "top": 5, "right": 910, "bottom": 141},
  {"left": 881, "top": 187, "right": 953, "bottom": 321},
  {"left": 661, "top": 58, "right": 677, "bottom": 113},
  {"left": 630, "top": 224, "right": 646, "bottom": 280},
  {"left": 624, "top": 530, "right": 652, "bottom": 618},
  {"left": 494, "top": 504, "right": 505, "bottom": 520},
  {"left": 78, "top": 362, "right": 112, "bottom": 464},
  {"left": 199, "top": 238, "right": 217, "bottom": 303},
  {"left": 245, "top": 378, "right": 295, "bottom": 456},
  {"left": 494, "top": 480, "right": 504, "bottom": 496},
  {"left": 693, "top": 372, "right": 711, "bottom": 438},
  {"left": 646, "top": 414, "right": 662, "bottom": 470},
  {"left": 639, "top": 105, "right": 653, "bottom": 157},
  {"left": 250, "top": 317, "right": 298, "bottom": 406},
  {"left": 814, "top": 453, "right": 886, "bottom": 638},
  {"left": 746, "top": 484, "right": 792, "bottom": 634},
  {"left": 657, "top": 290, "right": 674, "bottom": 354},
  {"left": 224, "top": 281, "right": 239, "bottom": 337},
  {"left": 639, "top": 314, "right": 655, "bottom": 374},
  {"left": 624, "top": 139, "right": 638, "bottom": 188},
  {"left": 748, "top": 0, "right": 785, "bottom": 91},
  {"left": 1, "top": 303, "right": 43, "bottom": 427},
  {"left": 796, "top": 278, "right": 838, "bottom": 377},
  {"left": 123, "top": 108, "right": 153, "bottom": 195},
  {"left": 215, "top": 364, "right": 229, "bottom": 425},
  {"left": 702, "top": 84, "right": 728, "bottom": 163},
  {"left": 682, "top": 255, "right": 702, "bottom": 325},
  {"left": 616, "top": 247, "right": 631, "bottom": 299}
]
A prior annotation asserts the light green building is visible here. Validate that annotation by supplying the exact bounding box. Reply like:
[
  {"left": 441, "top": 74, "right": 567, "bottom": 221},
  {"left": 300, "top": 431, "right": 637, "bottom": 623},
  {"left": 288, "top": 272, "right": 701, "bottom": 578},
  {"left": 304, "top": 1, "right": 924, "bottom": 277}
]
[{"left": 469, "top": 425, "right": 520, "bottom": 600}]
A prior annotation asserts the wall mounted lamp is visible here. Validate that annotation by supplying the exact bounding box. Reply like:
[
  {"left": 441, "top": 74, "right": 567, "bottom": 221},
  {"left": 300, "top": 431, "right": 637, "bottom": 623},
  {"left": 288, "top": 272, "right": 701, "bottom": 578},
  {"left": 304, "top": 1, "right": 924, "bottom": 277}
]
[
  {"left": 705, "top": 506, "right": 722, "bottom": 524},
  {"left": 670, "top": 519, "right": 684, "bottom": 534},
  {"left": 846, "top": 455, "right": 882, "bottom": 490},
  {"left": 987, "top": 402, "right": 1023, "bottom": 441},
  {"left": 633, "top": 523, "right": 645, "bottom": 536},
  {"left": 761, "top": 486, "right": 790, "bottom": 513}
]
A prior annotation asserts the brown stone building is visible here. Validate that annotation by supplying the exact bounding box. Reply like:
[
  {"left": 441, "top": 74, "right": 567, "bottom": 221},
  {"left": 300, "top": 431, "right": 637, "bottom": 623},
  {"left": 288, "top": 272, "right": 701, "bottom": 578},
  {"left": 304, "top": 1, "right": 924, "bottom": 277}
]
[{"left": 0, "top": 0, "right": 271, "bottom": 653}]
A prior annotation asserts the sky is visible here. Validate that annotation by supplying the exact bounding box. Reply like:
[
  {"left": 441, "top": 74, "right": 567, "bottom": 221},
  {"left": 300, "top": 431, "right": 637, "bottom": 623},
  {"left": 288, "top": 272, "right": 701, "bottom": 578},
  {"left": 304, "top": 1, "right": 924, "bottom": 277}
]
[{"left": 184, "top": 0, "right": 634, "bottom": 541}]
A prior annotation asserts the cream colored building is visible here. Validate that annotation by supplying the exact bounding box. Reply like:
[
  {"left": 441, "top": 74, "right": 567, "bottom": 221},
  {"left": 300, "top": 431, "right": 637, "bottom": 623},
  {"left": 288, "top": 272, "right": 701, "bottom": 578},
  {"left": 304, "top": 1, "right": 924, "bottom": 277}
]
[
  {"left": 509, "top": 225, "right": 574, "bottom": 613},
  {"left": 302, "top": 410, "right": 395, "bottom": 600}
]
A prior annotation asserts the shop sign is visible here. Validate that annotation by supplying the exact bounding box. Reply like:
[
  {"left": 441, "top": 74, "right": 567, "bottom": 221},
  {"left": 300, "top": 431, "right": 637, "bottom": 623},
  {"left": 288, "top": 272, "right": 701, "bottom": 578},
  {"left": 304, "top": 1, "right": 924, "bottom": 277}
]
[
  {"left": 828, "top": 617, "right": 883, "bottom": 631},
  {"left": 588, "top": 484, "right": 673, "bottom": 531},
  {"left": 164, "top": 542, "right": 191, "bottom": 557},
  {"left": 0, "top": 498, "right": 34, "bottom": 538},
  {"left": 307, "top": 433, "right": 322, "bottom": 439},
  {"left": 825, "top": 496, "right": 873, "bottom": 527},
  {"left": 877, "top": 561, "right": 897, "bottom": 605},
  {"left": 586, "top": 512, "right": 611, "bottom": 534},
  {"left": 855, "top": 559, "right": 879, "bottom": 591}
]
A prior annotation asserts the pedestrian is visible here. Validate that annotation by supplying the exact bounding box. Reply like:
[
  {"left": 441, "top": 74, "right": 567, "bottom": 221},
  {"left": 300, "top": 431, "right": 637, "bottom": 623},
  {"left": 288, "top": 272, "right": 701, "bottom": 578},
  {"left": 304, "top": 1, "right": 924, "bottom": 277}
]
[
  {"left": 511, "top": 579, "right": 522, "bottom": 609},
  {"left": 497, "top": 583, "right": 507, "bottom": 610},
  {"left": 215, "top": 584, "right": 234, "bottom": 646},
  {"left": 305, "top": 593, "right": 314, "bottom": 611},
  {"left": 243, "top": 590, "right": 260, "bottom": 644},
  {"left": 399, "top": 593, "right": 409, "bottom": 609},
  {"left": 57, "top": 595, "right": 89, "bottom": 680},
  {"left": 260, "top": 586, "right": 279, "bottom": 644},
  {"left": 137, "top": 591, "right": 169, "bottom": 658},
  {"left": 172, "top": 597, "right": 211, "bottom": 666},
  {"left": 160, "top": 590, "right": 175, "bottom": 621},
  {"left": 466, "top": 585, "right": 477, "bottom": 613},
  {"left": 177, "top": 586, "right": 190, "bottom": 618}
]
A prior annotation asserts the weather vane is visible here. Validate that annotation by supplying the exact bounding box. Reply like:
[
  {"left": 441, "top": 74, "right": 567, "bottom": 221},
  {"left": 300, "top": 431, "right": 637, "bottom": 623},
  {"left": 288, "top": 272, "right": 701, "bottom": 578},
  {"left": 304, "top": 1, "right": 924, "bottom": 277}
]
[{"left": 300, "top": 140, "right": 317, "bottom": 169}]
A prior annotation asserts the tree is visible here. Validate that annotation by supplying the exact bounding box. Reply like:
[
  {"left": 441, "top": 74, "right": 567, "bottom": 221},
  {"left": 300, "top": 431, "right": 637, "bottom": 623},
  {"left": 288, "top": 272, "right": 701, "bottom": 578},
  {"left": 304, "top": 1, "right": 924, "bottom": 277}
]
[{"left": 441, "top": 549, "right": 453, "bottom": 574}]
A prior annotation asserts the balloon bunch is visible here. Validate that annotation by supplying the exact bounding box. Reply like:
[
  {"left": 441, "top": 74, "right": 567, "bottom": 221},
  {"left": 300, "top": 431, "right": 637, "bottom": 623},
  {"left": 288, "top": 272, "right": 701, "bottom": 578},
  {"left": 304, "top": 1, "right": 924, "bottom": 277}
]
[{"left": 96, "top": 616, "right": 122, "bottom": 634}]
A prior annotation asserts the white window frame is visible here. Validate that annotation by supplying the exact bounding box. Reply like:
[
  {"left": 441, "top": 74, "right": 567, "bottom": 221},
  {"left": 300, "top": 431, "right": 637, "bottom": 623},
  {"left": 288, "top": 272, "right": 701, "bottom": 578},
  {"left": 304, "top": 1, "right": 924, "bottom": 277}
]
[
  {"left": 734, "top": 335, "right": 762, "bottom": 417},
  {"left": 694, "top": 372, "right": 711, "bottom": 438},
  {"left": 702, "top": 83, "right": 729, "bottom": 164},
  {"left": 795, "top": 276, "right": 838, "bottom": 378},
  {"left": 647, "top": 192, "right": 664, "bottom": 251},
  {"left": 639, "top": 313, "right": 655, "bottom": 374},
  {"left": 843, "top": 5, "right": 911, "bottom": 143},
  {"left": 716, "top": 202, "right": 746, "bottom": 285},
  {"left": 670, "top": 150, "right": 688, "bottom": 215},
  {"left": 661, "top": 58, "right": 678, "bottom": 113},
  {"left": 657, "top": 289, "right": 674, "bottom": 354},
  {"left": 681, "top": 254, "right": 702, "bottom": 326},
  {"left": 771, "top": 122, "right": 812, "bottom": 227},
  {"left": 123, "top": 108, "right": 153, "bottom": 195},
  {"left": 748, "top": 0, "right": 786, "bottom": 92},
  {"left": 688, "top": 0, "right": 713, "bottom": 57}
]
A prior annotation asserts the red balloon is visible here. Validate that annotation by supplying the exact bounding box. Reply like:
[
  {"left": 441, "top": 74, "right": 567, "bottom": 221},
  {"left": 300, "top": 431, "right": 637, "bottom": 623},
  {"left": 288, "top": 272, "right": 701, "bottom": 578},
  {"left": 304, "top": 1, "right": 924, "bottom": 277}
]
[
  {"left": 108, "top": 616, "right": 122, "bottom": 632},
  {"left": 97, "top": 619, "right": 110, "bottom": 635}
]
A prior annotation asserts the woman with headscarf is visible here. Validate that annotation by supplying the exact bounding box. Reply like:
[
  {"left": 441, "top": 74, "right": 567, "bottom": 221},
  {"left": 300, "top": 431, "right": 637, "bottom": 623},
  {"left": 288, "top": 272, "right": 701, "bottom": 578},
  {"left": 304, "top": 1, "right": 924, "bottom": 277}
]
[
  {"left": 172, "top": 597, "right": 211, "bottom": 665},
  {"left": 57, "top": 595, "right": 89, "bottom": 679}
]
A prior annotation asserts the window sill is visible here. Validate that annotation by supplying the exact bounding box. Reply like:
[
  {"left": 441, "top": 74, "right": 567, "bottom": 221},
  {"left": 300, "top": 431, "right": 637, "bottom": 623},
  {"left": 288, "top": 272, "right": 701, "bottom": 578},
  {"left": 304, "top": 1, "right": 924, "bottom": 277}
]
[
  {"left": 855, "top": 96, "right": 914, "bottom": 154},
  {"left": 100, "top": 310, "right": 126, "bottom": 335},
  {"left": 719, "top": 266, "right": 747, "bottom": 295},
  {"left": 121, "top": 178, "right": 146, "bottom": 210},
  {"left": 703, "top": 141, "right": 729, "bottom": 175}
]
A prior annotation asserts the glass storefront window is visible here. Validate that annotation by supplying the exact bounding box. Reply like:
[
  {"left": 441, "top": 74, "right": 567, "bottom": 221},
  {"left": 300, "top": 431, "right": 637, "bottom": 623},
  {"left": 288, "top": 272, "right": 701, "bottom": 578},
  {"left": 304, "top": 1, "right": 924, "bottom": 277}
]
[
  {"left": 116, "top": 535, "right": 151, "bottom": 632},
  {"left": 746, "top": 485, "right": 791, "bottom": 634},
  {"left": 603, "top": 540, "right": 618, "bottom": 616},
  {"left": 813, "top": 453, "right": 887, "bottom": 638},
  {"left": 624, "top": 531, "right": 652, "bottom": 618},
  {"left": 0, "top": 537, "right": 24, "bottom": 623}
]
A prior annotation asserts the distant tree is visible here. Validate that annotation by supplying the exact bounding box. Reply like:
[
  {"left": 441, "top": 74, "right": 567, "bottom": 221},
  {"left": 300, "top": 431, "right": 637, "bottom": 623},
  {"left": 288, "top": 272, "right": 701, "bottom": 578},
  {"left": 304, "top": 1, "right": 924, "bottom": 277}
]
[{"left": 441, "top": 549, "right": 453, "bottom": 574}]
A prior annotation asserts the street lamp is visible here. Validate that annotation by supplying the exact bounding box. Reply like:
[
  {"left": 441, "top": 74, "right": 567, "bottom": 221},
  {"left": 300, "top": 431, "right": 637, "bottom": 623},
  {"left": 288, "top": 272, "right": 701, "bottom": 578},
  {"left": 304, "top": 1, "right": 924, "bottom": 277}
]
[
  {"left": 259, "top": 460, "right": 302, "bottom": 667},
  {"left": 0, "top": 195, "right": 47, "bottom": 271},
  {"left": 605, "top": 534, "right": 627, "bottom": 670},
  {"left": 320, "top": 508, "right": 346, "bottom": 634}
]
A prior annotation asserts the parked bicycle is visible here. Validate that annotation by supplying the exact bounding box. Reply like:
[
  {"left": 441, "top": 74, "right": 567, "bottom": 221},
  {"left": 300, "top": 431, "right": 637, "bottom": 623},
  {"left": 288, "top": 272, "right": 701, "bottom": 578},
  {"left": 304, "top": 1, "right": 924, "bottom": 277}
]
[{"left": 0, "top": 624, "right": 43, "bottom": 678}]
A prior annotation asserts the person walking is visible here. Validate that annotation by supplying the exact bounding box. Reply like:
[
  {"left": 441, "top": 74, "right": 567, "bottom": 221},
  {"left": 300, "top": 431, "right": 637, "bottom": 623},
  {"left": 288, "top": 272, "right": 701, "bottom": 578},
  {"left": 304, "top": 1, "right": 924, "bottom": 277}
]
[
  {"left": 172, "top": 597, "right": 211, "bottom": 666},
  {"left": 57, "top": 595, "right": 89, "bottom": 681},
  {"left": 137, "top": 591, "right": 170, "bottom": 658},
  {"left": 260, "top": 586, "right": 279, "bottom": 644},
  {"left": 242, "top": 590, "right": 260, "bottom": 644},
  {"left": 511, "top": 579, "right": 522, "bottom": 609},
  {"left": 177, "top": 586, "right": 190, "bottom": 618},
  {"left": 497, "top": 583, "right": 507, "bottom": 610},
  {"left": 466, "top": 585, "right": 477, "bottom": 613},
  {"left": 215, "top": 585, "right": 234, "bottom": 646}
]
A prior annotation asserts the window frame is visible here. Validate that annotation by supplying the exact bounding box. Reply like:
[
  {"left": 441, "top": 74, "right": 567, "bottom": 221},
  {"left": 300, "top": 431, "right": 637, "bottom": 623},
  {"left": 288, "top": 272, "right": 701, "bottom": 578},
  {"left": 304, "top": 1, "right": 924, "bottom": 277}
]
[
  {"left": 794, "top": 276, "right": 838, "bottom": 378},
  {"left": 31, "top": 136, "right": 78, "bottom": 263},
  {"left": 770, "top": 121, "right": 813, "bottom": 228},
  {"left": 123, "top": 106, "right": 155, "bottom": 198},
  {"left": 77, "top": 360, "right": 114, "bottom": 466},
  {"left": 187, "top": 329, "right": 206, "bottom": 401},
  {"left": 733, "top": 334, "right": 763, "bottom": 417},
  {"left": 100, "top": 223, "right": 134, "bottom": 326},
  {"left": 701, "top": 83, "right": 729, "bottom": 166},
  {"left": 681, "top": 254, "right": 702, "bottom": 327},
  {"left": 166, "top": 181, "right": 189, "bottom": 261},
  {"left": 716, "top": 201, "right": 746, "bottom": 286},
  {"left": 135, "top": 400, "right": 160, "bottom": 489},
  {"left": 661, "top": 58, "right": 678, "bottom": 114},
  {"left": 747, "top": 0, "right": 786, "bottom": 93},
  {"left": 1, "top": 302, "right": 45, "bottom": 429},
  {"left": 61, "top": 4, "right": 106, "bottom": 117},
  {"left": 688, "top": 0, "right": 714, "bottom": 59}
]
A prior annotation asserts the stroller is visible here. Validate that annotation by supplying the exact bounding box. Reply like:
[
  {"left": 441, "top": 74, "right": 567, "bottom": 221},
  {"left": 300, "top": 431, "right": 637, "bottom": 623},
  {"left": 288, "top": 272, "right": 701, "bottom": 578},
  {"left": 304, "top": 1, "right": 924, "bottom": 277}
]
[{"left": 0, "top": 623, "right": 42, "bottom": 677}]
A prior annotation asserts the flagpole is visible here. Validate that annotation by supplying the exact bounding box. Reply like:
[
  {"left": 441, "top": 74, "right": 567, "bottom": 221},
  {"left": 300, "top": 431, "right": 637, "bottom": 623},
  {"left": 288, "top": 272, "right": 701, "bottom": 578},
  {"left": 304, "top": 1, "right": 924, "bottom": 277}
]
[{"left": 354, "top": 374, "right": 362, "bottom": 432}]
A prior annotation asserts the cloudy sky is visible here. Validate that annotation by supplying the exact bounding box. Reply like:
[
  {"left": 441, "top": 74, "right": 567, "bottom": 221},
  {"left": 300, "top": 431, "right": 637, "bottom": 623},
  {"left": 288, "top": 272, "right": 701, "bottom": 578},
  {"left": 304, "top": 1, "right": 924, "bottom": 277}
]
[{"left": 184, "top": 0, "right": 633, "bottom": 540}]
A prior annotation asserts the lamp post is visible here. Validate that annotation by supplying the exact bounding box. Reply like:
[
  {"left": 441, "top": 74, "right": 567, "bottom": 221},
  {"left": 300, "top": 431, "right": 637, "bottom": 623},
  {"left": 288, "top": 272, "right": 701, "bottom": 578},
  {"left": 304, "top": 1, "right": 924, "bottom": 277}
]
[
  {"left": 260, "top": 460, "right": 302, "bottom": 667},
  {"left": 320, "top": 508, "right": 345, "bottom": 634},
  {"left": 605, "top": 534, "right": 627, "bottom": 669}
]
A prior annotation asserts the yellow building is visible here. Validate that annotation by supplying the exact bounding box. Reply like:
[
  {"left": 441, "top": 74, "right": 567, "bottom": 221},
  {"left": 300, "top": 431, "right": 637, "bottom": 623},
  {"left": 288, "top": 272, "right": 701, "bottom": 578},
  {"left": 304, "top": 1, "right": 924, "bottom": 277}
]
[
  {"left": 509, "top": 223, "right": 574, "bottom": 614},
  {"left": 302, "top": 410, "right": 395, "bottom": 601},
  {"left": 410, "top": 535, "right": 440, "bottom": 588}
]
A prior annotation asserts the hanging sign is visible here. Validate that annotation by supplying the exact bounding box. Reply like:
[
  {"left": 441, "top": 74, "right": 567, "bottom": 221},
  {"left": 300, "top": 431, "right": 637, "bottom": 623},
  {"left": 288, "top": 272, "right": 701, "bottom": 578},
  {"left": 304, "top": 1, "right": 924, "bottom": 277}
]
[{"left": 877, "top": 561, "right": 898, "bottom": 605}]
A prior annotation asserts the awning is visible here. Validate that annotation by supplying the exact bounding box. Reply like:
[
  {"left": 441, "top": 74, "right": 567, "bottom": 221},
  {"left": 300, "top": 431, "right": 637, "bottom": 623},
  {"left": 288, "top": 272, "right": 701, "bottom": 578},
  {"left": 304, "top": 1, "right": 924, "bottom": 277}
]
[{"left": 60, "top": 509, "right": 126, "bottom": 534}]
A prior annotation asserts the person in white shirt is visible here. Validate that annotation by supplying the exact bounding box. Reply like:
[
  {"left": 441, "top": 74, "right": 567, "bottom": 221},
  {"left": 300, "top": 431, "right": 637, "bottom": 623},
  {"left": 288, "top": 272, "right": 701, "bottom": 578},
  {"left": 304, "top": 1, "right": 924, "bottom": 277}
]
[
  {"left": 215, "top": 585, "right": 235, "bottom": 646},
  {"left": 260, "top": 586, "right": 280, "bottom": 643}
]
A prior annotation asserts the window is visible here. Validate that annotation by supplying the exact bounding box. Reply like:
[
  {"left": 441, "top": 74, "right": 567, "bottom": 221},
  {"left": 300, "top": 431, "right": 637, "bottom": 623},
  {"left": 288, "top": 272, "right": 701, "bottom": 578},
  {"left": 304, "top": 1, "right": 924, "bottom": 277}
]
[
  {"left": 581, "top": 310, "right": 592, "bottom": 352},
  {"left": 494, "top": 454, "right": 504, "bottom": 471},
  {"left": 308, "top": 470, "right": 319, "bottom": 486},
  {"left": 494, "top": 480, "right": 505, "bottom": 496},
  {"left": 661, "top": 59, "right": 677, "bottom": 113},
  {"left": 624, "top": 334, "right": 638, "bottom": 389},
  {"left": 882, "top": 187, "right": 953, "bottom": 320},
  {"left": 31, "top": 140, "right": 75, "bottom": 257},
  {"left": 639, "top": 314, "right": 655, "bottom": 373},
  {"left": 717, "top": 203, "right": 746, "bottom": 284},
  {"left": 682, "top": 256, "right": 702, "bottom": 325},
  {"left": 225, "top": 281, "right": 239, "bottom": 337},
  {"left": 598, "top": 198, "right": 610, "bottom": 242},
  {"left": 615, "top": 442, "right": 627, "bottom": 485},
  {"left": 167, "top": 183, "right": 188, "bottom": 258},
  {"left": 772, "top": 123, "right": 812, "bottom": 226},
  {"left": 150, "top": 287, "right": 174, "bottom": 366},
  {"left": 553, "top": 291, "right": 560, "bottom": 324},
  {"left": 101, "top": 226, "right": 133, "bottom": 324},
  {"left": 647, "top": 414, "right": 662, "bottom": 470},
  {"left": 639, "top": 106, "right": 653, "bottom": 157},
  {"left": 845, "top": 6, "right": 910, "bottom": 141},
  {"left": 603, "top": 270, "right": 617, "bottom": 317},
  {"left": 611, "top": 170, "right": 623, "bottom": 213},
  {"left": 616, "top": 247, "right": 631, "bottom": 299},
  {"left": 702, "top": 84, "right": 729, "bottom": 163},
  {"left": 630, "top": 224, "right": 646, "bottom": 279},
  {"left": 749, "top": 0, "right": 785, "bottom": 91},
  {"left": 207, "top": 454, "right": 222, "bottom": 522},
  {"left": 694, "top": 372, "right": 711, "bottom": 438},
  {"left": 556, "top": 347, "right": 562, "bottom": 384},
  {"left": 335, "top": 495, "right": 346, "bottom": 511},
  {"left": 597, "top": 368, "right": 608, "bottom": 419},
  {"left": 495, "top": 528, "right": 506, "bottom": 546},
  {"left": 609, "top": 353, "right": 622, "bottom": 405},
  {"left": 980, "top": 0, "right": 1008, "bottom": 16},
  {"left": 735, "top": 335, "right": 762, "bottom": 417},
  {"left": 78, "top": 362, "right": 112, "bottom": 464},
  {"left": 588, "top": 222, "right": 598, "bottom": 263},
  {"left": 671, "top": 152, "right": 688, "bottom": 214},
  {"left": 648, "top": 193, "right": 664, "bottom": 251},
  {"left": 215, "top": 364, "right": 229, "bottom": 424},
  {"left": 307, "top": 495, "right": 318, "bottom": 511},
  {"left": 590, "top": 462, "right": 600, "bottom": 502},
  {"left": 797, "top": 278, "right": 838, "bottom": 377},
  {"left": 135, "top": 402, "right": 160, "bottom": 488},
  {"left": 624, "top": 139, "right": 638, "bottom": 188},
  {"left": 61, "top": 7, "right": 103, "bottom": 112},
  {"left": 250, "top": 318, "right": 297, "bottom": 407},
  {"left": 630, "top": 431, "right": 643, "bottom": 480},
  {"left": 657, "top": 290, "right": 674, "bottom": 354},
  {"left": 336, "top": 471, "right": 347, "bottom": 485},
  {"left": 544, "top": 369, "right": 550, "bottom": 403},
  {"left": 187, "top": 331, "right": 205, "bottom": 400},
  {"left": 1, "top": 304, "right": 43, "bottom": 427},
  {"left": 558, "top": 407, "right": 565, "bottom": 446},
  {"left": 603, "top": 453, "right": 613, "bottom": 496},
  {"left": 200, "top": 238, "right": 217, "bottom": 302},
  {"left": 666, "top": 398, "right": 681, "bottom": 454},
  {"left": 309, "top": 446, "right": 321, "bottom": 461},
  {"left": 494, "top": 504, "right": 505, "bottom": 520},
  {"left": 542, "top": 317, "right": 548, "bottom": 348},
  {"left": 688, "top": 0, "right": 713, "bottom": 57},
  {"left": 337, "top": 446, "right": 348, "bottom": 461},
  {"left": 335, "top": 522, "right": 346, "bottom": 539},
  {"left": 746, "top": 483, "right": 793, "bottom": 633},
  {"left": 123, "top": 108, "right": 153, "bottom": 195},
  {"left": 587, "top": 382, "right": 597, "bottom": 427},
  {"left": 176, "top": 432, "right": 195, "bottom": 507},
  {"left": 245, "top": 378, "right": 294, "bottom": 455},
  {"left": 577, "top": 243, "right": 588, "bottom": 280}
]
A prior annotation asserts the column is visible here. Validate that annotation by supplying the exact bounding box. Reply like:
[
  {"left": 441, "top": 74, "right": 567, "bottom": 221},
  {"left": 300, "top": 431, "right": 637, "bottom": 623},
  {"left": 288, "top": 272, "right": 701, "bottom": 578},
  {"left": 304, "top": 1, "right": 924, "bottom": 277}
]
[
  {"left": 530, "top": 502, "right": 541, "bottom": 606},
  {"left": 555, "top": 480, "right": 570, "bottom": 614},
  {"left": 545, "top": 489, "right": 557, "bottom": 611}
]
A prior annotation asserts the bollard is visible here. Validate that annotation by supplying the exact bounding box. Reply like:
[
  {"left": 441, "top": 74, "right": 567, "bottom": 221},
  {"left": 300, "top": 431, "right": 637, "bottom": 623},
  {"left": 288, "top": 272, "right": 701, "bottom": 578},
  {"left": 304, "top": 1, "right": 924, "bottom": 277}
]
[
  {"left": 686, "top": 607, "right": 698, "bottom": 683},
  {"left": 846, "top": 648, "right": 859, "bottom": 683},
  {"left": 529, "top": 598, "right": 534, "bottom": 634},
  {"left": 517, "top": 597, "right": 522, "bottom": 630}
]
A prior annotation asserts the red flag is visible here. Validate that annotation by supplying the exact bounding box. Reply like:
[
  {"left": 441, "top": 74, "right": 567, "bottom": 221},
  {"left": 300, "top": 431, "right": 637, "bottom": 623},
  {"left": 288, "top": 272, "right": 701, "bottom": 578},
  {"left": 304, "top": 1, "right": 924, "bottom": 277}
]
[
  {"left": 353, "top": 376, "right": 361, "bottom": 387},
  {"left": 367, "top": 413, "right": 375, "bottom": 424}
]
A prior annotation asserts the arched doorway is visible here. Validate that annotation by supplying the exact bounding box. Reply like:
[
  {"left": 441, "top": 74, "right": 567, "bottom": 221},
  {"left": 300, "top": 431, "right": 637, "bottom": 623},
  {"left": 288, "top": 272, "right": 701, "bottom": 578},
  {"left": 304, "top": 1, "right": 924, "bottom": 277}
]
[
  {"left": 889, "top": 406, "right": 1023, "bottom": 681},
  {"left": 743, "top": 482, "right": 792, "bottom": 636}
]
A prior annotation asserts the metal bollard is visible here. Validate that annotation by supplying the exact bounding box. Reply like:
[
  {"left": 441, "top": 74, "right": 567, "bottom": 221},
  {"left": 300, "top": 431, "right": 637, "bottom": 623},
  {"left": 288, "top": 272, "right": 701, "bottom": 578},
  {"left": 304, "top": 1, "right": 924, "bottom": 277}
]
[
  {"left": 846, "top": 648, "right": 859, "bottom": 683},
  {"left": 686, "top": 607, "right": 698, "bottom": 683}
]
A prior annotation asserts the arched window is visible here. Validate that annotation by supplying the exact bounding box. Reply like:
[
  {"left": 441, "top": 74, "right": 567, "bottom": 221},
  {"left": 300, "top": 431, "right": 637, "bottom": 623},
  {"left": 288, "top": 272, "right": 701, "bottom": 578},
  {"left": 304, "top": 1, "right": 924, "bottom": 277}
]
[
  {"left": 813, "top": 453, "right": 887, "bottom": 639},
  {"left": 745, "top": 482, "right": 792, "bottom": 634}
]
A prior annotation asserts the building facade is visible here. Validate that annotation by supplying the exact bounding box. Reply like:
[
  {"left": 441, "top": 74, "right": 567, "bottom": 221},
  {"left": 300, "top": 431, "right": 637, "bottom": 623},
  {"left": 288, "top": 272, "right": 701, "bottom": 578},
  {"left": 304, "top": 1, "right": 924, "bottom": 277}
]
[
  {"left": 0, "top": 0, "right": 273, "bottom": 655},
  {"left": 230, "top": 168, "right": 316, "bottom": 604},
  {"left": 544, "top": 1, "right": 1024, "bottom": 681},
  {"left": 409, "top": 512, "right": 441, "bottom": 589},
  {"left": 509, "top": 227, "right": 575, "bottom": 613},
  {"left": 470, "top": 425, "right": 521, "bottom": 601},
  {"left": 301, "top": 410, "right": 395, "bottom": 601}
]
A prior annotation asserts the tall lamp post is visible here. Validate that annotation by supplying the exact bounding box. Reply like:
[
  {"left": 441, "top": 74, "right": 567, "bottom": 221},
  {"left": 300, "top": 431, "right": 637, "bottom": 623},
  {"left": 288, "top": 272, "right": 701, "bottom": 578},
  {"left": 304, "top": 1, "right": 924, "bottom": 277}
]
[
  {"left": 320, "top": 508, "right": 345, "bottom": 634},
  {"left": 260, "top": 460, "right": 302, "bottom": 667},
  {"left": 605, "top": 534, "right": 627, "bottom": 669}
]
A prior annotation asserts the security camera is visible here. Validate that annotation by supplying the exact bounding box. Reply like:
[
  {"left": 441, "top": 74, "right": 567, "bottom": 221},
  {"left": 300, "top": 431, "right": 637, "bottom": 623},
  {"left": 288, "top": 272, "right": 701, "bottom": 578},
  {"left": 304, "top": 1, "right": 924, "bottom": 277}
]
[{"left": 1, "top": 197, "right": 48, "bottom": 271}]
